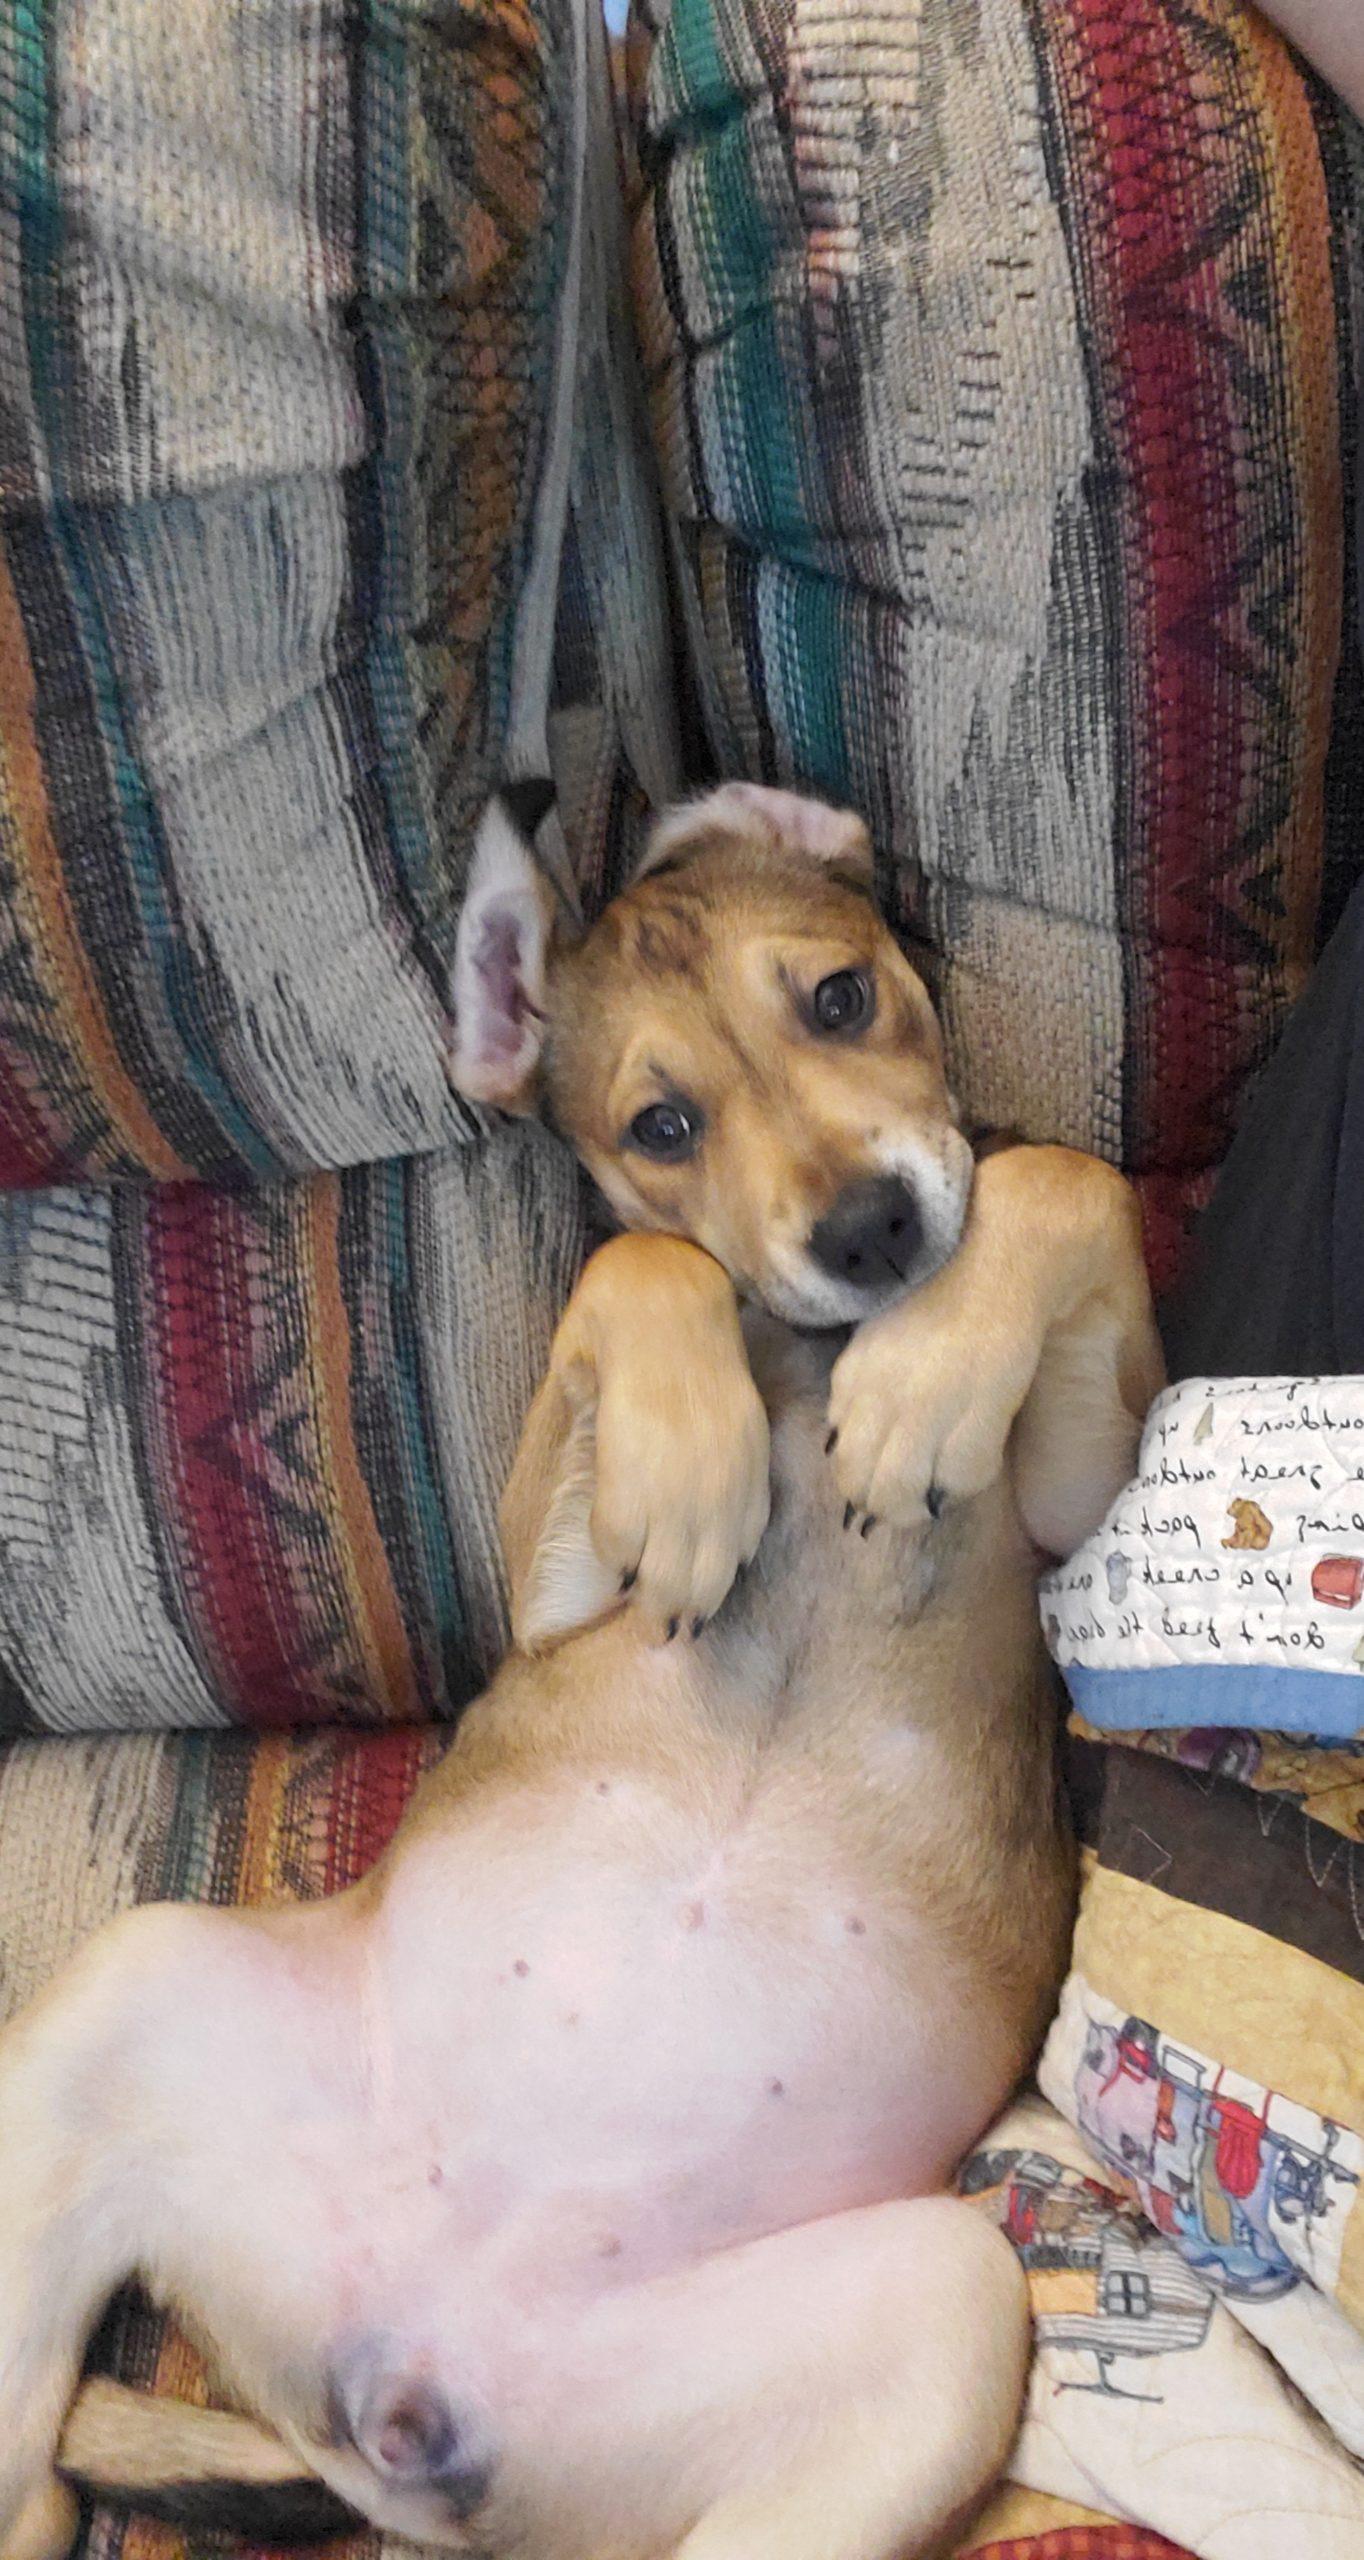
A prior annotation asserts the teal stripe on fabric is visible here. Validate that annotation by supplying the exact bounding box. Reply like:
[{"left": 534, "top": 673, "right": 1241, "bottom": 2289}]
[
  {"left": 652, "top": 0, "right": 733, "bottom": 135},
  {"left": 758, "top": 557, "right": 855, "bottom": 809},
  {"left": 1064, "top": 1662, "right": 1364, "bottom": 1739},
  {"left": 155, "top": 1730, "right": 233, "bottom": 1899},
  {"left": 7, "top": 3, "right": 49, "bottom": 237},
  {"left": 13, "top": 8, "right": 274, "bottom": 1175},
  {"left": 658, "top": 0, "right": 852, "bottom": 802}
]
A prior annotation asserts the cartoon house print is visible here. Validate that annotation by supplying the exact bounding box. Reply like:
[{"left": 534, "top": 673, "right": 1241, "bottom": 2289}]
[
  {"left": 1073, "top": 2016, "right": 1361, "bottom": 2300},
  {"left": 962, "top": 2147, "right": 1212, "bottom": 2402}
]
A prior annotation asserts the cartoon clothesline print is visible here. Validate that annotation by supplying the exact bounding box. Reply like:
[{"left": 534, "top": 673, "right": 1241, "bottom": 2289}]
[{"left": 1043, "top": 1376, "right": 1364, "bottom": 1685}]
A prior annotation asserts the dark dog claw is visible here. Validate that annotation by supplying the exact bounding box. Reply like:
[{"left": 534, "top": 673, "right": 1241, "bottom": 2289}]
[
  {"left": 860, "top": 1514, "right": 878, "bottom": 1538},
  {"left": 842, "top": 1500, "right": 857, "bottom": 1532},
  {"left": 691, "top": 1616, "right": 705, "bottom": 1640},
  {"left": 620, "top": 1567, "right": 638, "bottom": 1593},
  {"left": 824, "top": 1427, "right": 839, "bottom": 1455},
  {"left": 926, "top": 1483, "right": 946, "bottom": 1521},
  {"left": 665, "top": 1616, "right": 680, "bottom": 1642}
]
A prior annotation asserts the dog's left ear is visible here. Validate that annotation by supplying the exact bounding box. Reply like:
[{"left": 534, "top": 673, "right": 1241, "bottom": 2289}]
[
  {"left": 637, "top": 782, "right": 874, "bottom": 890},
  {"left": 447, "top": 792, "right": 557, "bottom": 1112}
]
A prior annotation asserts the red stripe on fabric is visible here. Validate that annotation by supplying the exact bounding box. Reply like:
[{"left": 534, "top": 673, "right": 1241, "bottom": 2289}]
[
  {"left": 1040, "top": 0, "right": 1335, "bottom": 1227},
  {"left": 140, "top": 1184, "right": 340, "bottom": 1728},
  {"left": 323, "top": 1726, "right": 442, "bottom": 1893},
  {"left": 973, "top": 2526, "right": 1195, "bottom": 2559},
  {"left": 1070, "top": 4, "right": 1257, "bottom": 1175},
  {"left": 0, "top": 1086, "right": 67, "bottom": 1186}
]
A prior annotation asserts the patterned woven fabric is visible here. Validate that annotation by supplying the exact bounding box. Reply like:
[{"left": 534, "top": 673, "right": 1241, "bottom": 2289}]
[
  {"left": 0, "top": 0, "right": 680, "bottom": 1736},
  {"left": 630, "top": 0, "right": 1364, "bottom": 1290},
  {"left": 0, "top": 1121, "right": 585, "bottom": 1733},
  {"left": 0, "top": 0, "right": 582, "bottom": 1186}
]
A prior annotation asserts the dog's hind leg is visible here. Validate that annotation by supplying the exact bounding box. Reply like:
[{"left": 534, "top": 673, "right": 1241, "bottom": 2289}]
[
  {"left": 0, "top": 1904, "right": 236, "bottom": 2560},
  {"left": 567, "top": 2196, "right": 1028, "bottom": 2560}
]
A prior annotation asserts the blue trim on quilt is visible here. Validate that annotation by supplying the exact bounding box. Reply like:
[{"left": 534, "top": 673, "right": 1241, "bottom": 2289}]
[{"left": 1062, "top": 1662, "right": 1364, "bottom": 1739}]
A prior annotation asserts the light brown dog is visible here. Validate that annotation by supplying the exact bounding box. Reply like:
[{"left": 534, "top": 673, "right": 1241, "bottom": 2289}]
[{"left": 0, "top": 784, "right": 1162, "bottom": 2560}]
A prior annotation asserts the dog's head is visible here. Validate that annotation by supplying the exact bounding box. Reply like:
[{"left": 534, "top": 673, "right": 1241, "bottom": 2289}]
[{"left": 448, "top": 783, "right": 972, "bottom": 1327}]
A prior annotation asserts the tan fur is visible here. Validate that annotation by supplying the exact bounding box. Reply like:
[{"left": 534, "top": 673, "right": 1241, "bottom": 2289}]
[{"left": 0, "top": 786, "right": 1162, "bottom": 2560}]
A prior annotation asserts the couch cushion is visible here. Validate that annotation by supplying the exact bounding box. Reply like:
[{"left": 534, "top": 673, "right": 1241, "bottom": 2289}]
[
  {"left": 0, "top": 1121, "right": 583, "bottom": 1734},
  {"left": 0, "top": 0, "right": 587, "bottom": 1185},
  {"left": 630, "top": 0, "right": 1364, "bottom": 1289},
  {"left": 0, "top": 0, "right": 682, "bottom": 1736}
]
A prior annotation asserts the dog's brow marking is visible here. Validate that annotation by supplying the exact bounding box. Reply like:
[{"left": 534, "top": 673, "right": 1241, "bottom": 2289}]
[{"left": 631, "top": 902, "right": 706, "bottom": 981}]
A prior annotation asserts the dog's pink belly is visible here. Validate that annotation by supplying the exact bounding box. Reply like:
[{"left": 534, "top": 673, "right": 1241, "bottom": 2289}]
[{"left": 292, "top": 1781, "right": 1005, "bottom": 2335}]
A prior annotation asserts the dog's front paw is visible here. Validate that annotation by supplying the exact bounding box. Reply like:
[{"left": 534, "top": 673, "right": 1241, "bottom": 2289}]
[
  {"left": 826, "top": 1289, "right": 1041, "bottom": 1529},
  {"left": 591, "top": 1360, "right": 771, "bottom": 1639}
]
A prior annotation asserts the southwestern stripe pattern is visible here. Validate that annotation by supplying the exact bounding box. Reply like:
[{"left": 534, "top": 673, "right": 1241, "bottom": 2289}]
[
  {"left": 0, "top": 1120, "right": 586, "bottom": 1733},
  {"left": 631, "top": 0, "right": 1364, "bottom": 1288},
  {"left": 0, "top": 0, "right": 575, "bottom": 1186}
]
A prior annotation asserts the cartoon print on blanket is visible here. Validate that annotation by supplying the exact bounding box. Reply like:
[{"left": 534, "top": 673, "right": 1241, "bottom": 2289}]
[
  {"left": 957, "top": 2096, "right": 1364, "bottom": 2560},
  {"left": 1068, "top": 1994, "right": 1361, "bottom": 2301},
  {"left": 960, "top": 2140, "right": 1214, "bottom": 2396},
  {"left": 1042, "top": 1375, "right": 1364, "bottom": 1733}
]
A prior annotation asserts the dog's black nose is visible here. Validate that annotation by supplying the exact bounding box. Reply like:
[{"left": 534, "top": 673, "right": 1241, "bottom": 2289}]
[{"left": 807, "top": 1175, "right": 922, "bottom": 1289}]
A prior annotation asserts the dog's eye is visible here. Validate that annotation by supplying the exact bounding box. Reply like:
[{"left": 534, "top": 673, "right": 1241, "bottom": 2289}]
[
  {"left": 810, "top": 968, "right": 873, "bottom": 1034},
  {"left": 627, "top": 1099, "right": 703, "bottom": 1162}
]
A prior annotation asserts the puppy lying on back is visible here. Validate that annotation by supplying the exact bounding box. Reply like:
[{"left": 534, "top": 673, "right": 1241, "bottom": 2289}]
[{"left": 0, "top": 784, "right": 1161, "bottom": 2560}]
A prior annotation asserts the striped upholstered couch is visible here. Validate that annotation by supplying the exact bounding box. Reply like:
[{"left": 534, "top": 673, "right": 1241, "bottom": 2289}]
[{"left": 0, "top": 4, "right": 1361, "bottom": 2557}]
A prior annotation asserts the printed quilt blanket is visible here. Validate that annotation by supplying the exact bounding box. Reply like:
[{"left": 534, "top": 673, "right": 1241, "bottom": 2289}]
[{"left": 956, "top": 1378, "right": 1364, "bottom": 2557}]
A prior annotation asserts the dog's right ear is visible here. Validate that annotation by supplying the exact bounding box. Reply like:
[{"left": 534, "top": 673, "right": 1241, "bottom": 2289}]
[{"left": 447, "top": 793, "right": 557, "bottom": 1113}]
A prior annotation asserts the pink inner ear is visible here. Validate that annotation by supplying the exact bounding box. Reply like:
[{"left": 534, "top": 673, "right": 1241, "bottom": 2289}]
[{"left": 473, "top": 904, "right": 537, "bottom": 1066}]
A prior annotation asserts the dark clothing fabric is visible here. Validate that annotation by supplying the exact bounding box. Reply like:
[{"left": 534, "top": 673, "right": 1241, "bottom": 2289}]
[{"left": 1163, "top": 873, "right": 1364, "bottom": 1381}]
